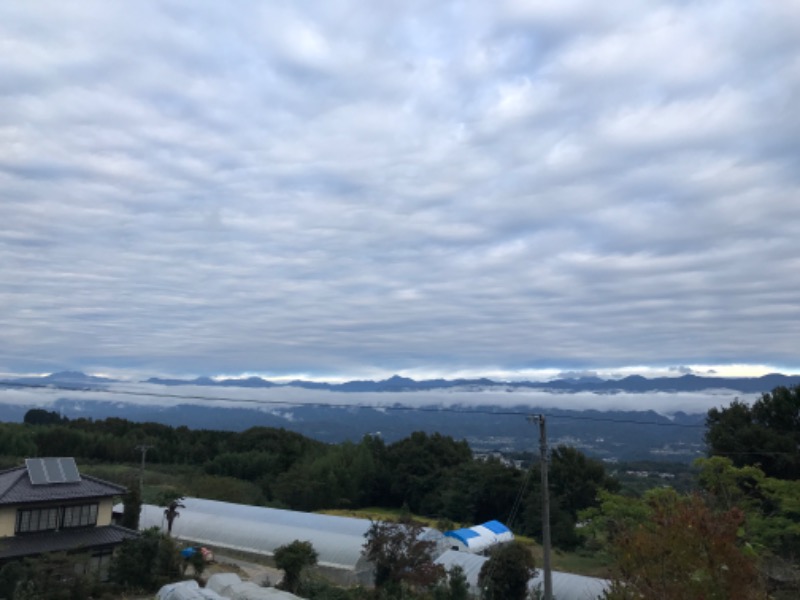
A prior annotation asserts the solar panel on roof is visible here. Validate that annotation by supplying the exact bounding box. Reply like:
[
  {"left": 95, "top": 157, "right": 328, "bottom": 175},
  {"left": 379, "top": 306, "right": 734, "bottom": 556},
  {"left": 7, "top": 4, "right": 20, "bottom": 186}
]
[
  {"left": 42, "top": 458, "right": 64, "bottom": 483},
  {"left": 59, "top": 457, "right": 81, "bottom": 482},
  {"left": 25, "top": 457, "right": 81, "bottom": 485},
  {"left": 25, "top": 458, "right": 48, "bottom": 485}
]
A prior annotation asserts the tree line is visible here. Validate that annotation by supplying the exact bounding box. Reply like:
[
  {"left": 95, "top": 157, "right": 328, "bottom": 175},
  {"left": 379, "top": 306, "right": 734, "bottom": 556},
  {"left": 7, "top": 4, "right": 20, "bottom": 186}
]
[{"left": 4, "top": 411, "right": 618, "bottom": 549}]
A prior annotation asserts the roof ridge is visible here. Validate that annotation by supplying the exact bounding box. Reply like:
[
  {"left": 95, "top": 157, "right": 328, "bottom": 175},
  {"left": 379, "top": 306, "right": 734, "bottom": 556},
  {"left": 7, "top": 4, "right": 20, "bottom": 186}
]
[
  {"left": 107, "top": 523, "right": 140, "bottom": 535},
  {"left": 0, "top": 469, "right": 27, "bottom": 502},
  {"left": 0, "top": 465, "right": 26, "bottom": 477}
]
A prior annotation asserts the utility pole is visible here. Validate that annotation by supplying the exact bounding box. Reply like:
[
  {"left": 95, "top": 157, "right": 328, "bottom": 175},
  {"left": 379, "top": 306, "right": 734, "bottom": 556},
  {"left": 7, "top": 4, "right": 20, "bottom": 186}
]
[
  {"left": 531, "top": 415, "right": 553, "bottom": 600},
  {"left": 135, "top": 444, "right": 153, "bottom": 495}
]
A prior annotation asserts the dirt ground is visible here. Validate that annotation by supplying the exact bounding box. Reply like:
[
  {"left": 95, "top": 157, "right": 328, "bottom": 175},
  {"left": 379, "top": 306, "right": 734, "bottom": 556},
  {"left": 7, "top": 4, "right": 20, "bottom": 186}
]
[{"left": 205, "top": 552, "right": 284, "bottom": 587}]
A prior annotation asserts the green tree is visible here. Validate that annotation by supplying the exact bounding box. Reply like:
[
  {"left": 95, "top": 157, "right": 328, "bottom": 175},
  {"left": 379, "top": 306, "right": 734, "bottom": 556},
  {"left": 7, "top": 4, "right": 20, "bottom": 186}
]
[
  {"left": 696, "top": 456, "right": 800, "bottom": 593},
  {"left": 522, "top": 446, "right": 619, "bottom": 550},
  {"left": 0, "top": 424, "right": 37, "bottom": 457},
  {"left": 120, "top": 474, "right": 142, "bottom": 531},
  {"left": 362, "top": 518, "right": 444, "bottom": 598},
  {"left": 23, "top": 408, "right": 67, "bottom": 425},
  {"left": 157, "top": 492, "right": 185, "bottom": 535},
  {"left": 0, "top": 561, "right": 26, "bottom": 600},
  {"left": 600, "top": 489, "right": 766, "bottom": 600},
  {"left": 7, "top": 553, "right": 99, "bottom": 600},
  {"left": 477, "top": 541, "right": 535, "bottom": 600},
  {"left": 386, "top": 432, "right": 472, "bottom": 513},
  {"left": 436, "top": 457, "right": 524, "bottom": 525},
  {"left": 274, "top": 540, "right": 319, "bottom": 594},
  {"left": 110, "top": 527, "right": 182, "bottom": 591},
  {"left": 446, "top": 564, "right": 470, "bottom": 600},
  {"left": 706, "top": 386, "right": 800, "bottom": 479}
]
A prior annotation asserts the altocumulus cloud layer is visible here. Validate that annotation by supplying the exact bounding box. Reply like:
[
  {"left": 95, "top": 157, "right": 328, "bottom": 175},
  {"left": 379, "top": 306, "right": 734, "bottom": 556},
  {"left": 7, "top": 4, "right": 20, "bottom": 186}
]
[{"left": 1, "top": 0, "right": 799, "bottom": 379}]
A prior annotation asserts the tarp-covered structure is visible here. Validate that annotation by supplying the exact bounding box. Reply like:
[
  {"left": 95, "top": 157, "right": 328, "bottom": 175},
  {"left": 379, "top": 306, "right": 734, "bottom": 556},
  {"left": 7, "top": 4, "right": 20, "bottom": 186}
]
[
  {"left": 156, "top": 579, "right": 225, "bottom": 600},
  {"left": 139, "top": 498, "right": 390, "bottom": 584},
  {"left": 443, "top": 520, "right": 513, "bottom": 553},
  {"left": 158, "top": 575, "right": 301, "bottom": 600},
  {"left": 207, "top": 573, "right": 301, "bottom": 599},
  {"left": 434, "top": 550, "right": 610, "bottom": 600}
]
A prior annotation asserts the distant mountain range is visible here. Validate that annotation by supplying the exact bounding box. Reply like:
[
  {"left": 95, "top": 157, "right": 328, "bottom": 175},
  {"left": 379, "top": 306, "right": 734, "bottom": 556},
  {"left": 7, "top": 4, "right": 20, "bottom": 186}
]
[
  {"left": 3, "top": 370, "right": 799, "bottom": 462},
  {"left": 144, "top": 372, "right": 800, "bottom": 393},
  {"left": 3, "top": 370, "right": 800, "bottom": 394}
]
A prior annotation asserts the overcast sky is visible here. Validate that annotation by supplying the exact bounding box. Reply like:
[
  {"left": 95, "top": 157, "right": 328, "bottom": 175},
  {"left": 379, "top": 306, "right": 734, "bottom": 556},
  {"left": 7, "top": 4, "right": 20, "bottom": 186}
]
[{"left": 1, "top": 0, "right": 799, "bottom": 382}]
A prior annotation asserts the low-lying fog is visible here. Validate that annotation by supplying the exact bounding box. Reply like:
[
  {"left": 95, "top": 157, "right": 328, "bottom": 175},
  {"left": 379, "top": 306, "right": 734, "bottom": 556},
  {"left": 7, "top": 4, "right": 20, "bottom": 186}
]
[{"left": 0, "top": 381, "right": 755, "bottom": 417}]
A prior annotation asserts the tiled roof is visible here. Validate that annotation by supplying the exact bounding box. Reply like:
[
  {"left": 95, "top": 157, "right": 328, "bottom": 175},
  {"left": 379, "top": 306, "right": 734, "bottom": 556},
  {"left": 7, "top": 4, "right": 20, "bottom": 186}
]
[
  {"left": 0, "top": 467, "right": 127, "bottom": 505},
  {"left": 0, "top": 524, "right": 139, "bottom": 559}
]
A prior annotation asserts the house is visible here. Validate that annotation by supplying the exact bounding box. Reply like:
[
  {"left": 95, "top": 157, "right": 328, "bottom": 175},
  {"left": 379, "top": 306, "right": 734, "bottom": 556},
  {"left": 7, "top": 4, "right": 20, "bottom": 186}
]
[{"left": 0, "top": 457, "right": 138, "bottom": 578}]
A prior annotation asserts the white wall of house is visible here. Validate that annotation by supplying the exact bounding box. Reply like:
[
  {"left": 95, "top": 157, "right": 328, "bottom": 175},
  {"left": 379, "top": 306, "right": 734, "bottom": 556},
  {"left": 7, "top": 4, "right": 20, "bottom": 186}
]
[
  {"left": 97, "top": 498, "right": 114, "bottom": 526},
  {"left": 0, "top": 506, "right": 15, "bottom": 537}
]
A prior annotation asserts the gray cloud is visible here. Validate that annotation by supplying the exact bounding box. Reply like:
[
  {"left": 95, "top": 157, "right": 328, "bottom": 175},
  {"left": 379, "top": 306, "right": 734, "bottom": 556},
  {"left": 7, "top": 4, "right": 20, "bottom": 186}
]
[{"left": 0, "top": 0, "right": 799, "bottom": 379}]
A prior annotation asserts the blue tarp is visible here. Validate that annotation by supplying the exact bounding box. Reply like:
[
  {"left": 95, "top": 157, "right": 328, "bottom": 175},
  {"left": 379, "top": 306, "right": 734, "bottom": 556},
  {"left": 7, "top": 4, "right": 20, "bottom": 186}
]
[
  {"left": 481, "top": 520, "right": 511, "bottom": 535},
  {"left": 443, "top": 520, "right": 514, "bottom": 552},
  {"left": 444, "top": 528, "right": 481, "bottom": 545}
]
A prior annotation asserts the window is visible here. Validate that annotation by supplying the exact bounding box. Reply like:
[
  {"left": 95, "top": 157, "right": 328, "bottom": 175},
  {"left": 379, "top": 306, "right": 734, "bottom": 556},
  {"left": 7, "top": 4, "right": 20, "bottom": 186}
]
[
  {"left": 88, "top": 549, "right": 113, "bottom": 581},
  {"left": 16, "top": 507, "right": 59, "bottom": 533},
  {"left": 62, "top": 503, "right": 98, "bottom": 528},
  {"left": 15, "top": 503, "right": 99, "bottom": 533}
]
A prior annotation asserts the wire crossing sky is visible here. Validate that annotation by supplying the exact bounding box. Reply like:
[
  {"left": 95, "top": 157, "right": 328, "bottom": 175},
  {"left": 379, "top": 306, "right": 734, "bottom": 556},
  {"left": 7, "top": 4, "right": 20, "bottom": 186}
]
[{"left": 1, "top": 1, "right": 798, "bottom": 380}]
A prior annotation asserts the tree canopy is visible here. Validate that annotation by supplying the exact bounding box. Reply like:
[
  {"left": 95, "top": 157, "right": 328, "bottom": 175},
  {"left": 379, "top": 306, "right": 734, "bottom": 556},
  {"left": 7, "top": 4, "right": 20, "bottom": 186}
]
[
  {"left": 362, "top": 519, "right": 444, "bottom": 598},
  {"left": 706, "top": 385, "right": 800, "bottom": 478},
  {"left": 274, "top": 540, "right": 318, "bottom": 594},
  {"left": 477, "top": 541, "right": 536, "bottom": 600}
]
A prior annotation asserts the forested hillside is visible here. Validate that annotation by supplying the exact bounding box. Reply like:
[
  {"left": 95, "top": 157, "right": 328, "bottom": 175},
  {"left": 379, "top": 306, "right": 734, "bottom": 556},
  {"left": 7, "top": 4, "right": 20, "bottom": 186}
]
[{"left": 3, "top": 410, "right": 616, "bottom": 550}]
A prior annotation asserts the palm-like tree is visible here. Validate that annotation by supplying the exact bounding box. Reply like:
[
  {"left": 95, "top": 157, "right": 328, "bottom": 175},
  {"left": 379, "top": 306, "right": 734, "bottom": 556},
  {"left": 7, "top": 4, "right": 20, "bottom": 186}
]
[{"left": 163, "top": 497, "right": 185, "bottom": 535}]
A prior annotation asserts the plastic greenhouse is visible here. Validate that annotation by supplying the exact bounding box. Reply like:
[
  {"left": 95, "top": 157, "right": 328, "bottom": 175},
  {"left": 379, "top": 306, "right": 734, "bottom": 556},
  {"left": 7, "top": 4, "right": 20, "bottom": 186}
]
[
  {"left": 434, "top": 549, "right": 610, "bottom": 600},
  {"left": 138, "top": 497, "right": 388, "bottom": 584},
  {"left": 443, "top": 520, "right": 514, "bottom": 553}
]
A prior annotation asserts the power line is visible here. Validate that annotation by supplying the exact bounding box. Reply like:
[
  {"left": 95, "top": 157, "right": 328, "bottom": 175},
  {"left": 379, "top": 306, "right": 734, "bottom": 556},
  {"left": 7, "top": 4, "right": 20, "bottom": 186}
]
[{"left": 0, "top": 379, "right": 709, "bottom": 428}]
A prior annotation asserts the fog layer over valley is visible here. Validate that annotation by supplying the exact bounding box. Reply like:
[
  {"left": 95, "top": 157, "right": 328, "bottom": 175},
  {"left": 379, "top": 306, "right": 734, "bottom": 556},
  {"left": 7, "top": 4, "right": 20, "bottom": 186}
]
[{"left": 2, "top": 374, "right": 769, "bottom": 461}]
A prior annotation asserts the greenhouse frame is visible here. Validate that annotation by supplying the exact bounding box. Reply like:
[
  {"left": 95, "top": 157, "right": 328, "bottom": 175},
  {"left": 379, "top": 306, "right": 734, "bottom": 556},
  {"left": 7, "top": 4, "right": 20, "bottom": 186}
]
[{"left": 138, "top": 497, "right": 433, "bottom": 584}]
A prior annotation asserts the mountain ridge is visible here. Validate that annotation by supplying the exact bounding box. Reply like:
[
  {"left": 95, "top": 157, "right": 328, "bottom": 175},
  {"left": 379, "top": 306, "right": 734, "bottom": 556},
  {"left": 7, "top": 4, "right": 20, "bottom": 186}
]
[
  {"left": 143, "top": 372, "right": 800, "bottom": 393},
  {"left": 3, "top": 371, "right": 800, "bottom": 394}
]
